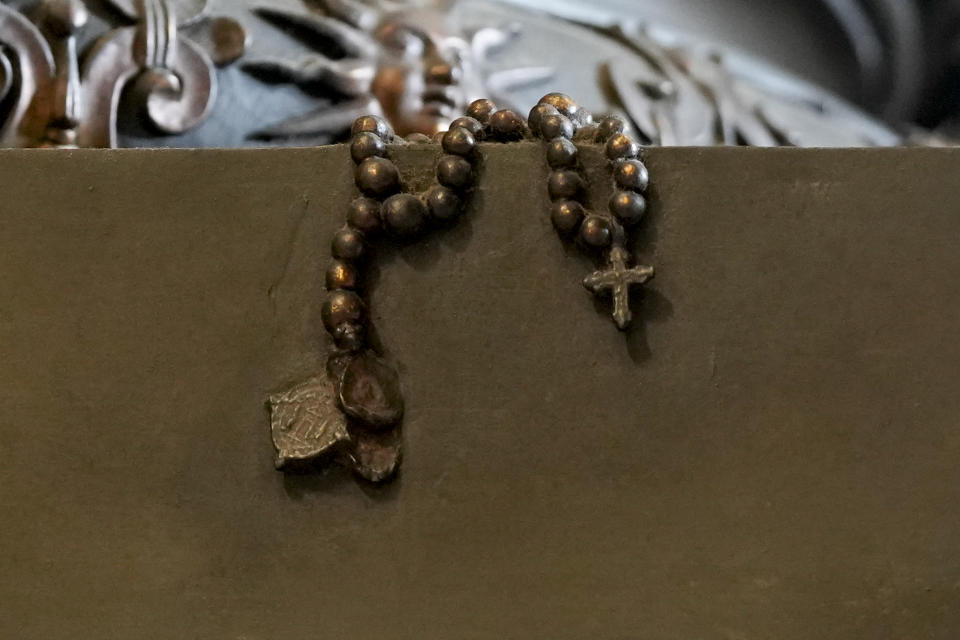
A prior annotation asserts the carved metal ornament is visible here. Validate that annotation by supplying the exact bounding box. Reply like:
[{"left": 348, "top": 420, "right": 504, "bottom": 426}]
[
  {"left": 0, "top": 0, "right": 909, "bottom": 148},
  {"left": 0, "top": 0, "right": 243, "bottom": 147},
  {"left": 270, "top": 92, "right": 652, "bottom": 482},
  {"left": 240, "top": 0, "right": 554, "bottom": 140}
]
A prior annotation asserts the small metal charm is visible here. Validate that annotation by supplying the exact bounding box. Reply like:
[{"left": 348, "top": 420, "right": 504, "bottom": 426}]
[
  {"left": 269, "top": 375, "right": 350, "bottom": 470},
  {"left": 583, "top": 245, "right": 654, "bottom": 330}
]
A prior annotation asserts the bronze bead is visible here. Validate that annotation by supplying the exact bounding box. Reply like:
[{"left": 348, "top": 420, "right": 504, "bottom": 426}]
[
  {"left": 579, "top": 214, "right": 614, "bottom": 248},
  {"left": 441, "top": 126, "right": 476, "bottom": 156},
  {"left": 548, "top": 170, "right": 585, "bottom": 201},
  {"left": 547, "top": 138, "right": 578, "bottom": 169},
  {"left": 382, "top": 193, "right": 427, "bottom": 237},
  {"left": 489, "top": 109, "right": 526, "bottom": 140},
  {"left": 609, "top": 190, "right": 647, "bottom": 226},
  {"left": 539, "top": 113, "right": 574, "bottom": 140},
  {"left": 606, "top": 133, "right": 640, "bottom": 161},
  {"left": 347, "top": 197, "right": 382, "bottom": 234},
  {"left": 331, "top": 227, "right": 366, "bottom": 261},
  {"left": 538, "top": 92, "right": 579, "bottom": 119},
  {"left": 332, "top": 322, "right": 365, "bottom": 352},
  {"left": 573, "top": 123, "right": 600, "bottom": 142},
  {"left": 405, "top": 132, "right": 432, "bottom": 144},
  {"left": 322, "top": 290, "right": 365, "bottom": 335},
  {"left": 356, "top": 157, "right": 400, "bottom": 196},
  {"left": 527, "top": 103, "right": 560, "bottom": 138},
  {"left": 450, "top": 116, "right": 484, "bottom": 138},
  {"left": 426, "top": 185, "right": 462, "bottom": 221},
  {"left": 597, "top": 116, "right": 626, "bottom": 142},
  {"left": 614, "top": 159, "right": 649, "bottom": 192},
  {"left": 351, "top": 115, "right": 391, "bottom": 140},
  {"left": 570, "top": 106, "right": 593, "bottom": 129},
  {"left": 437, "top": 154, "right": 473, "bottom": 189},
  {"left": 350, "top": 132, "right": 386, "bottom": 164},
  {"left": 550, "top": 200, "right": 585, "bottom": 235},
  {"left": 466, "top": 98, "right": 497, "bottom": 125},
  {"left": 326, "top": 259, "right": 359, "bottom": 290}
]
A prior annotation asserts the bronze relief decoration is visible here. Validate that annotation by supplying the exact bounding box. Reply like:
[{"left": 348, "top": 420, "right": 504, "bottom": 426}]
[
  {"left": 269, "top": 92, "right": 654, "bottom": 482},
  {"left": 0, "top": 0, "right": 246, "bottom": 148},
  {"left": 0, "top": 0, "right": 904, "bottom": 149}
]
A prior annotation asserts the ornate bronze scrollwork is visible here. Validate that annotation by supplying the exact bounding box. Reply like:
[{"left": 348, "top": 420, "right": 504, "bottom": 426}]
[
  {"left": 79, "top": 0, "right": 217, "bottom": 147},
  {"left": 0, "top": 0, "right": 236, "bottom": 148}
]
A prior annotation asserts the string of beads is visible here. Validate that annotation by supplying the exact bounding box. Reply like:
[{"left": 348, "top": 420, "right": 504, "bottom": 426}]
[{"left": 318, "top": 94, "right": 654, "bottom": 471}]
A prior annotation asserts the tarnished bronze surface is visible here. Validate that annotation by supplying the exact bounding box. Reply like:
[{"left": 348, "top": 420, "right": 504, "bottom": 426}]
[{"left": 1, "top": 146, "right": 959, "bottom": 637}]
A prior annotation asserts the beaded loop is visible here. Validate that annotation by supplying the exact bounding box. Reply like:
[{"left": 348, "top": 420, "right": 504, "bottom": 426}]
[
  {"left": 530, "top": 93, "right": 654, "bottom": 330},
  {"left": 306, "top": 92, "right": 655, "bottom": 482}
]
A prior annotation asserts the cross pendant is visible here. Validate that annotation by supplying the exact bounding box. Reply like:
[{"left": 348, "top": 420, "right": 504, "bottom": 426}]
[{"left": 582, "top": 245, "right": 654, "bottom": 330}]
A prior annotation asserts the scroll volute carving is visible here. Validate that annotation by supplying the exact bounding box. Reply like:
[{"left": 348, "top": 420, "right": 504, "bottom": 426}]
[
  {"left": 0, "top": 0, "right": 216, "bottom": 148},
  {"left": 0, "top": 5, "right": 55, "bottom": 147},
  {"left": 77, "top": 0, "right": 217, "bottom": 147}
]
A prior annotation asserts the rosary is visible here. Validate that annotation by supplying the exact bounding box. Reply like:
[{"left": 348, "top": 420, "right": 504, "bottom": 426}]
[{"left": 269, "top": 93, "right": 654, "bottom": 482}]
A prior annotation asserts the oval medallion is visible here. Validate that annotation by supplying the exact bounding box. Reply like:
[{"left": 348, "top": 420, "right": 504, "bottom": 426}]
[{"left": 337, "top": 352, "right": 404, "bottom": 430}]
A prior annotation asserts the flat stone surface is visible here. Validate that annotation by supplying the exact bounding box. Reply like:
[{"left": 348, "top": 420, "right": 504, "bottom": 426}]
[{"left": 0, "top": 145, "right": 959, "bottom": 638}]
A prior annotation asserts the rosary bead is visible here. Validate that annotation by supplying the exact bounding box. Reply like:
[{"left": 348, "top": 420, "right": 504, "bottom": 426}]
[
  {"left": 441, "top": 126, "right": 476, "bottom": 156},
  {"left": 613, "top": 159, "right": 649, "bottom": 192},
  {"left": 426, "top": 185, "right": 463, "bottom": 221},
  {"left": 596, "top": 116, "right": 626, "bottom": 142},
  {"left": 466, "top": 98, "right": 497, "bottom": 125},
  {"left": 347, "top": 197, "right": 382, "bottom": 234},
  {"left": 579, "top": 214, "right": 614, "bottom": 248},
  {"left": 332, "top": 324, "right": 365, "bottom": 352},
  {"left": 322, "top": 290, "right": 366, "bottom": 341},
  {"left": 573, "top": 123, "right": 600, "bottom": 142},
  {"left": 331, "top": 227, "right": 366, "bottom": 261},
  {"left": 351, "top": 115, "right": 392, "bottom": 140},
  {"left": 571, "top": 107, "right": 593, "bottom": 129},
  {"left": 538, "top": 92, "right": 579, "bottom": 119},
  {"left": 527, "top": 103, "right": 560, "bottom": 137},
  {"left": 547, "top": 138, "right": 578, "bottom": 169},
  {"left": 356, "top": 157, "right": 400, "bottom": 196},
  {"left": 405, "top": 132, "right": 432, "bottom": 144},
  {"left": 609, "top": 190, "right": 647, "bottom": 226},
  {"left": 550, "top": 200, "right": 585, "bottom": 235},
  {"left": 450, "top": 116, "right": 484, "bottom": 138},
  {"left": 539, "top": 113, "right": 574, "bottom": 140},
  {"left": 437, "top": 154, "right": 473, "bottom": 189},
  {"left": 350, "top": 132, "right": 386, "bottom": 164},
  {"left": 326, "top": 259, "right": 359, "bottom": 290},
  {"left": 548, "top": 169, "right": 585, "bottom": 201},
  {"left": 606, "top": 133, "right": 640, "bottom": 160},
  {"left": 489, "top": 109, "right": 526, "bottom": 140},
  {"left": 382, "top": 193, "right": 427, "bottom": 237}
]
